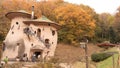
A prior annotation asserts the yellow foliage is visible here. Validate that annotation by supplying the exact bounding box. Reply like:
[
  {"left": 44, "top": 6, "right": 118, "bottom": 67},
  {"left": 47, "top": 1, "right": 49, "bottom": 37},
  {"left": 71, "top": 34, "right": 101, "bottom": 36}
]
[
  {"left": 55, "top": 4, "right": 96, "bottom": 38},
  {"left": 0, "top": 0, "right": 97, "bottom": 44}
]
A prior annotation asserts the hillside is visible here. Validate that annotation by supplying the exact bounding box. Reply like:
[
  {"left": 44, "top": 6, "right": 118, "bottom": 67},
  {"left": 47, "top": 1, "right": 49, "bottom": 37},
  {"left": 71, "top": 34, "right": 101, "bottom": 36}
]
[
  {"left": 3, "top": 43, "right": 120, "bottom": 68},
  {"left": 54, "top": 43, "right": 103, "bottom": 63}
]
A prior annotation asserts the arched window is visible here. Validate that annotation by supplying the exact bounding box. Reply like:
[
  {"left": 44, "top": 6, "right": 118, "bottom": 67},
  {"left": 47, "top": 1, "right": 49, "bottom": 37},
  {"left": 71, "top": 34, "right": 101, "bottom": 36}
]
[
  {"left": 31, "top": 43, "right": 33, "bottom": 46},
  {"left": 45, "top": 39, "right": 50, "bottom": 49},
  {"left": 48, "top": 23, "right": 50, "bottom": 26},
  {"left": 34, "top": 31, "right": 36, "bottom": 34},
  {"left": 16, "top": 22, "right": 19, "bottom": 25},
  {"left": 12, "top": 31, "right": 14, "bottom": 34},
  {"left": 37, "top": 28, "right": 41, "bottom": 38},
  {"left": 17, "top": 43, "right": 20, "bottom": 46},
  {"left": 52, "top": 30, "right": 55, "bottom": 36},
  {"left": 45, "top": 39, "right": 49, "bottom": 44}
]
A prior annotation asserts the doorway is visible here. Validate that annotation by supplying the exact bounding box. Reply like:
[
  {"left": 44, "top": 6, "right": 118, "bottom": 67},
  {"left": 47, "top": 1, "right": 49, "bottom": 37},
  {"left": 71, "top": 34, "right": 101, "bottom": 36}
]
[{"left": 34, "top": 51, "right": 41, "bottom": 59}]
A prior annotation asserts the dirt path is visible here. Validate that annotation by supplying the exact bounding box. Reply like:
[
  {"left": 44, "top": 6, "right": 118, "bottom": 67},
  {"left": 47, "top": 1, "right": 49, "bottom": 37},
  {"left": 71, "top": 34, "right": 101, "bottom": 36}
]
[
  {"left": 22, "top": 62, "right": 36, "bottom": 68},
  {"left": 1, "top": 61, "right": 36, "bottom": 68}
]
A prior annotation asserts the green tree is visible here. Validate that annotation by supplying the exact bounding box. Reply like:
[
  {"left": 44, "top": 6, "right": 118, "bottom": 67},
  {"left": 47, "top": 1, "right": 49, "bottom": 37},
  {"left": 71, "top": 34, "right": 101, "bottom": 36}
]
[
  {"left": 93, "top": 13, "right": 114, "bottom": 43},
  {"left": 108, "top": 27, "right": 116, "bottom": 43},
  {"left": 113, "top": 6, "right": 120, "bottom": 42}
]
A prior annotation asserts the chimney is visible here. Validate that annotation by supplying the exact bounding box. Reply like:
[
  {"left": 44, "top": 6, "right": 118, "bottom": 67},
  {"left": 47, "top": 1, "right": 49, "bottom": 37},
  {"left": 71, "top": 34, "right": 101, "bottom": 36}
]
[{"left": 31, "top": 6, "right": 34, "bottom": 19}]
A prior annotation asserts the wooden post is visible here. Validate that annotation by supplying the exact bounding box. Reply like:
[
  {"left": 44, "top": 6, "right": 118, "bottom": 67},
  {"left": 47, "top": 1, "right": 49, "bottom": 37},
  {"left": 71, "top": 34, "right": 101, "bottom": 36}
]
[
  {"left": 117, "top": 45, "right": 120, "bottom": 68},
  {"left": 80, "top": 36, "right": 89, "bottom": 68},
  {"left": 85, "top": 43, "right": 88, "bottom": 68},
  {"left": 112, "top": 55, "right": 115, "bottom": 68},
  {"left": 117, "top": 55, "right": 119, "bottom": 68}
]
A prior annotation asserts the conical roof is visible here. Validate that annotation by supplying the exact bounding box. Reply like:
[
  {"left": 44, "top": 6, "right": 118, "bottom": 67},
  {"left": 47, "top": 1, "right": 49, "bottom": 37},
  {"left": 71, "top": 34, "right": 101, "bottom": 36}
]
[{"left": 5, "top": 10, "right": 37, "bottom": 20}]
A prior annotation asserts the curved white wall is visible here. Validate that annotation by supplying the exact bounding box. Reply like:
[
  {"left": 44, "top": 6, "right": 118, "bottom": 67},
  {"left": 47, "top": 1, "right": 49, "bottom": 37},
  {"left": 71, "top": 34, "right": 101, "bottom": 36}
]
[
  {"left": 3, "top": 17, "right": 30, "bottom": 59},
  {"left": 2, "top": 17, "right": 58, "bottom": 60}
]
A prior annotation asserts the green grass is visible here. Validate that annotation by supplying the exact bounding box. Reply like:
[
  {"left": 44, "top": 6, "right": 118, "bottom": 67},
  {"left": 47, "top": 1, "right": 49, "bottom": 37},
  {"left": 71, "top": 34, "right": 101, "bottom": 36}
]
[
  {"left": 97, "top": 52, "right": 119, "bottom": 68},
  {"left": 104, "top": 47, "right": 119, "bottom": 52}
]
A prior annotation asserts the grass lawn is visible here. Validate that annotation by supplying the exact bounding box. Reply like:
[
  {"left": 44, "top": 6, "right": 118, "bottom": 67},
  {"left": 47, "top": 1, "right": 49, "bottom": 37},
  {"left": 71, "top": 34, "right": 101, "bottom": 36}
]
[
  {"left": 97, "top": 47, "right": 120, "bottom": 68},
  {"left": 104, "top": 47, "right": 119, "bottom": 52}
]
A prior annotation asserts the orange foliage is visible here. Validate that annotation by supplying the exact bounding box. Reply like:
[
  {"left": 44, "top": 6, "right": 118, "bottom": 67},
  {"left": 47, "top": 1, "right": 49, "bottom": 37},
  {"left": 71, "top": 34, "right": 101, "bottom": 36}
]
[
  {"left": 0, "top": 0, "right": 97, "bottom": 45},
  {"left": 55, "top": 4, "right": 96, "bottom": 38}
]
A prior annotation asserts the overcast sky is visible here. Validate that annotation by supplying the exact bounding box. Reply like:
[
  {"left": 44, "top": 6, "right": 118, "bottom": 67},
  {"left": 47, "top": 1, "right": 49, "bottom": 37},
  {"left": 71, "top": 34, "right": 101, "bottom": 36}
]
[{"left": 64, "top": 0, "right": 120, "bottom": 14}]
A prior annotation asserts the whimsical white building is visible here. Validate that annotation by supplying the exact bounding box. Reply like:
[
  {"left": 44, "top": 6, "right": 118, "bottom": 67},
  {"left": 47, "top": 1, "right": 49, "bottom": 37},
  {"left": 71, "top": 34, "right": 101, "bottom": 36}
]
[{"left": 2, "top": 9, "right": 60, "bottom": 61}]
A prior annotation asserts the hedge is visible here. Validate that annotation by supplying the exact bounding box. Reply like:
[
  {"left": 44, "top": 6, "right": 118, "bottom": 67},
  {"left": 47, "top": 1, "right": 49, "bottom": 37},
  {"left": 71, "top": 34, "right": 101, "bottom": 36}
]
[{"left": 91, "top": 52, "right": 113, "bottom": 62}]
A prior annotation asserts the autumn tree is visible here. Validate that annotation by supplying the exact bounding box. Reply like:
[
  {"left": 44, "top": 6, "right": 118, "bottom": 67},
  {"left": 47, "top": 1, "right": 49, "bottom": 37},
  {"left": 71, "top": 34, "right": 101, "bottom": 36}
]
[
  {"left": 1, "top": 0, "right": 117, "bottom": 44},
  {"left": 0, "top": 0, "right": 38, "bottom": 42},
  {"left": 54, "top": 4, "right": 96, "bottom": 45},
  {"left": 0, "top": 0, "right": 63, "bottom": 42},
  {"left": 36, "top": 0, "right": 64, "bottom": 21}
]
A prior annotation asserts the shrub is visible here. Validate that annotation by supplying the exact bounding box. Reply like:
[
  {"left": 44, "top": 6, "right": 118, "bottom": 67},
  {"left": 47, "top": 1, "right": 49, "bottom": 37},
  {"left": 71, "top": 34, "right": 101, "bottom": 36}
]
[{"left": 91, "top": 52, "right": 113, "bottom": 62}]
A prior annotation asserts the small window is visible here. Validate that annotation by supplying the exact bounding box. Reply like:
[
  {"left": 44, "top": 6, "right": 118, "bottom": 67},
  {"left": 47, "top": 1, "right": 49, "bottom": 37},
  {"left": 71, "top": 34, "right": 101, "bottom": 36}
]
[
  {"left": 45, "top": 39, "right": 49, "bottom": 44},
  {"left": 16, "top": 22, "right": 19, "bottom": 25},
  {"left": 37, "top": 28, "right": 41, "bottom": 38},
  {"left": 45, "top": 39, "right": 50, "bottom": 49},
  {"left": 24, "top": 27, "right": 29, "bottom": 33},
  {"left": 26, "top": 28, "right": 29, "bottom": 31},
  {"left": 48, "top": 23, "right": 50, "bottom": 26},
  {"left": 31, "top": 43, "right": 33, "bottom": 46},
  {"left": 17, "top": 43, "right": 20, "bottom": 46},
  {"left": 37, "top": 28, "right": 41, "bottom": 32},
  {"left": 12, "top": 31, "right": 14, "bottom": 34},
  {"left": 34, "top": 31, "right": 36, "bottom": 34},
  {"left": 52, "top": 30, "right": 55, "bottom": 36}
]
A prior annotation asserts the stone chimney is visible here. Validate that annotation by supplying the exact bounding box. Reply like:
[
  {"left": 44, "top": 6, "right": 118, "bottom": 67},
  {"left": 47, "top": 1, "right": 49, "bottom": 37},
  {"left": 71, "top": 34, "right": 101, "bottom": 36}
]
[{"left": 31, "top": 6, "right": 34, "bottom": 19}]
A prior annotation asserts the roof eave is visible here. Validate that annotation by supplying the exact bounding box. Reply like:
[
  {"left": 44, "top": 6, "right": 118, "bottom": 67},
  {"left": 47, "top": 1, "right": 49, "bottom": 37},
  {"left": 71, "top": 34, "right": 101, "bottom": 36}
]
[
  {"left": 23, "top": 21, "right": 61, "bottom": 30},
  {"left": 5, "top": 12, "right": 37, "bottom": 20}
]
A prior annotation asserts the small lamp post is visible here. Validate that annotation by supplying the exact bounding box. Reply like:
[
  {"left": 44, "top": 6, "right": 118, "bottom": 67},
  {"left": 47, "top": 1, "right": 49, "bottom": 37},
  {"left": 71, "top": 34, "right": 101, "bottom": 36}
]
[{"left": 80, "top": 37, "right": 88, "bottom": 68}]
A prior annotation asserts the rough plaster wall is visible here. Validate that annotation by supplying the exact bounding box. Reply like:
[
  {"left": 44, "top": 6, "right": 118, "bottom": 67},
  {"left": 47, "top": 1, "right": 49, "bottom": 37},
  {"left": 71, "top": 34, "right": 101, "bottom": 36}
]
[
  {"left": 23, "top": 36, "right": 45, "bottom": 59},
  {"left": 43, "top": 26, "right": 58, "bottom": 57},
  {"left": 31, "top": 24, "right": 58, "bottom": 57},
  {"left": 2, "top": 17, "right": 30, "bottom": 59},
  {"left": 26, "top": 24, "right": 58, "bottom": 57},
  {"left": 3, "top": 17, "right": 58, "bottom": 60}
]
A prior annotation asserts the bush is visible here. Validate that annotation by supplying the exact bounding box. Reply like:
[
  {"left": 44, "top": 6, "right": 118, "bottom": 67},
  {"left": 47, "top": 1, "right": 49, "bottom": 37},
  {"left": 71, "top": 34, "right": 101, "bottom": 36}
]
[{"left": 91, "top": 52, "right": 112, "bottom": 62}]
